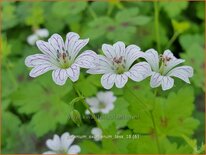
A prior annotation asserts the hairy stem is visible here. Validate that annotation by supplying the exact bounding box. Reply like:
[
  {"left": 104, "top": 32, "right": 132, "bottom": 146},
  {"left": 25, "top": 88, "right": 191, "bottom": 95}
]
[{"left": 154, "top": 1, "right": 161, "bottom": 52}]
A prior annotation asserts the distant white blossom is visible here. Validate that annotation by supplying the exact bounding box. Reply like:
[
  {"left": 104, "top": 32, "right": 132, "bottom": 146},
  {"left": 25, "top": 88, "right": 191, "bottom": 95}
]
[
  {"left": 142, "top": 49, "right": 193, "bottom": 90},
  {"left": 91, "top": 127, "right": 102, "bottom": 141},
  {"left": 27, "top": 28, "right": 49, "bottom": 45},
  {"left": 87, "top": 41, "right": 152, "bottom": 89},
  {"left": 25, "top": 32, "right": 96, "bottom": 85},
  {"left": 85, "top": 91, "right": 116, "bottom": 114},
  {"left": 43, "top": 132, "right": 80, "bottom": 154}
]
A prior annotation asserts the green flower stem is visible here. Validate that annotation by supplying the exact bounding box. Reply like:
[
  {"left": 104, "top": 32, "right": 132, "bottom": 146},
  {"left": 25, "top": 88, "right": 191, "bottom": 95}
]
[
  {"left": 154, "top": 1, "right": 161, "bottom": 52},
  {"left": 165, "top": 31, "right": 180, "bottom": 49},
  {"left": 73, "top": 84, "right": 104, "bottom": 132}
]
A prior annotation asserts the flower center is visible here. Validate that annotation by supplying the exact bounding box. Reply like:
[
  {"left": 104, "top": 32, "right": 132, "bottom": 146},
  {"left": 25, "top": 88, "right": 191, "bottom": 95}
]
[
  {"left": 57, "top": 50, "right": 72, "bottom": 69},
  {"left": 99, "top": 102, "right": 106, "bottom": 109},
  {"left": 159, "top": 55, "right": 172, "bottom": 75},
  {"left": 113, "top": 56, "right": 126, "bottom": 74}
]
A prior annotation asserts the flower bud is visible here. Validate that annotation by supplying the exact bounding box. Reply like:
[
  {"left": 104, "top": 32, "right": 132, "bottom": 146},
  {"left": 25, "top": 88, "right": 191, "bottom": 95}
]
[{"left": 70, "top": 109, "right": 82, "bottom": 127}]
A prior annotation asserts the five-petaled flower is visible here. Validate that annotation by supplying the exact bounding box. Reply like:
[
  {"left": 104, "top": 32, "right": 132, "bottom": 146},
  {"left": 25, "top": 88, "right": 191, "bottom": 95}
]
[
  {"left": 87, "top": 41, "right": 152, "bottom": 89},
  {"left": 43, "top": 132, "right": 80, "bottom": 154},
  {"left": 25, "top": 32, "right": 97, "bottom": 85},
  {"left": 85, "top": 91, "right": 116, "bottom": 114},
  {"left": 142, "top": 49, "right": 193, "bottom": 91}
]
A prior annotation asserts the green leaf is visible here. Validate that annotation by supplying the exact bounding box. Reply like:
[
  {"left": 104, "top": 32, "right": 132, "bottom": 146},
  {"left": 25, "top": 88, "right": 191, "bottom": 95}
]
[
  {"left": 172, "top": 20, "right": 190, "bottom": 34},
  {"left": 11, "top": 74, "right": 72, "bottom": 136},
  {"left": 179, "top": 34, "right": 205, "bottom": 90},
  {"left": 160, "top": 1, "right": 188, "bottom": 18},
  {"left": 127, "top": 86, "right": 199, "bottom": 137}
]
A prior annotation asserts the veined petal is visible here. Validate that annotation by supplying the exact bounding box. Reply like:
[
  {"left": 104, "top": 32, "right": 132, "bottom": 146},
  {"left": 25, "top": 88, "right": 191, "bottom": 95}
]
[
  {"left": 161, "top": 76, "right": 174, "bottom": 91},
  {"left": 29, "top": 64, "right": 55, "bottom": 77},
  {"left": 125, "top": 44, "right": 142, "bottom": 69},
  {"left": 126, "top": 62, "right": 152, "bottom": 82},
  {"left": 48, "top": 34, "right": 65, "bottom": 53},
  {"left": 69, "top": 38, "right": 89, "bottom": 60},
  {"left": 66, "top": 64, "right": 80, "bottom": 82},
  {"left": 143, "top": 49, "right": 159, "bottom": 71},
  {"left": 150, "top": 72, "right": 163, "bottom": 88},
  {"left": 75, "top": 50, "right": 97, "bottom": 68},
  {"left": 115, "top": 74, "right": 128, "bottom": 88},
  {"left": 101, "top": 73, "right": 116, "bottom": 89},
  {"left": 46, "top": 135, "right": 61, "bottom": 152},
  {"left": 163, "top": 49, "right": 174, "bottom": 59},
  {"left": 65, "top": 32, "right": 80, "bottom": 51},
  {"left": 87, "top": 55, "right": 114, "bottom": 74},
  {"left": 60, "top": 132, "right": 74, "bottom": 150},
  {"left": 52, "top": 69, "right": 68, "bottom": 85},
  {"left": 67, "top": 145, "right": 81, "bottom": 154},
  {"left": 25, "top": 54, "right": 51, "bottom": 67},
  {"left": 166, "top": 66, "right": 193, "bottom": 83},
  {"left": 102, "top": 44, "right": 116, "bottom": 58},
  {"left": 36, "top": 40, "right": 57, "bottom": 59},
  {"left": 163, "top": 59, "right": 185, "bottom": 74},
  {"left": 113, "top": 41, "right": 125, "bottom": 57}
]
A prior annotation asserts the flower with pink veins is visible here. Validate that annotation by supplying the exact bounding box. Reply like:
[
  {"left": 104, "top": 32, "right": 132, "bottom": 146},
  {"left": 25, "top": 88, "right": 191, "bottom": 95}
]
[{"left": 25, "top": 32, "right": 97, "bottom": 85}]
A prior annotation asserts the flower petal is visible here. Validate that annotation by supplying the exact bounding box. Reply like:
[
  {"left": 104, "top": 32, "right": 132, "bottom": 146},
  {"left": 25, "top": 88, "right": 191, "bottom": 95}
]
[
  {"left": 25, "top": 54, "right": 51, "bottom": 67},
  {"left": 150, "top": 72, "right": 163, "bottom": 88},
  {"left": 126, "top": 62, "right": 152, "bottom": 82},
  {"left": 35, "top": 28, "right": 49, "bottom": 38},
  {"left": 102, "top": 44, "right": 116, "bottom": 58},
  {"left": 125, "top": 44, "right": 143, "bottom": 69},
  {"left": 87, "top": 55, "right": 114, "bottom": 74},
  {"left": 46, "top": 135, "right": 61, "bottom": 151},
  {"left": 66, "top": 64, "right": 80, "bottom": 82},
  {"left": 65, "top": 32, "right": 80, "bottom": 51},
  {"left": 69, "top": 38, "right": 89, "bottom": 60},
  {"left": 27, "top": 34, "right": 38, "bottom": 45},
  {"left": 52, "top": 69, "right": 68, "bottom": 85},
  {"left": 86, "top": 97, "right": 99, "bottom": 107},
  {"left": 48, "top": 34, "right": 65, "bottom": 53},
  {"left": 75, "top": 50, "right": 97, "bottom": 68},
  {"left": 166, "top": 66, "right": 193, "bottom": 83},
  {"left": 115, "top": 74, "right": 128, "bottom": 88},
  {"left": 101, "top": 73, "right": 116, "bottom": 89},
  {"left": 142, "top": 49, "right": 159, "bottom": 71},
  {"left": 36, "top": 40, "right": 57, "bottom": 59},
  {"left": 162, "top": 50, "right": 185, "bottom": 74},
  {"left": 43, "top": 151, "right": 56, "bottom": 154},
  {"left": 67, "top": 145, "right": 81, "bottom": 154},
  {"left": 113, "top": 41, "right": 125, "bottom": 57},
  {"left": 60, "top": 132, "right": 75, "bottom": 150},
  {"left": 29, "top": 65, "right": 55, "bottom": 77},
  {"left": 161, "top": 76, "right": 174, "bottom": 91}
]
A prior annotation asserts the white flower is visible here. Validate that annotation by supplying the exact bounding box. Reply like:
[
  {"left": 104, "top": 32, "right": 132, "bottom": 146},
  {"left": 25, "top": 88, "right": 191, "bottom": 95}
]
[
  {"left": 27, "top": 28, "right": 49, "bottom": 45},
  {"left": 27, "top": 34, "right": 39, "bottom": 45},
  {"left": 142, "top": 49, "right": 193, "bottom": 91},
  {"left": 91, "top": 127, "right": 102, "bottom": 141},
  {"left": 43, "top": 132, "right": 81, "bottom": 154},
  {"left": 25, "top": 32, "right": 97, "bottom": 85},
  {"left": 35, "top": 28, "right": 49, "bottom": 38},
  {"left": 87, "top": 41, "right": 152, "bottom": 89},
  {"left": 85, "top": 91, "right": 116, "bottom": 114}
]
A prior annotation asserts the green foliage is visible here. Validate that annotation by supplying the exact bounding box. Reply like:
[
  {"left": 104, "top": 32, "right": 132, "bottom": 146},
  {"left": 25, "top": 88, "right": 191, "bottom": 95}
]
[{"left": 127, "top": 86, "right": 199, "bottom": 137}]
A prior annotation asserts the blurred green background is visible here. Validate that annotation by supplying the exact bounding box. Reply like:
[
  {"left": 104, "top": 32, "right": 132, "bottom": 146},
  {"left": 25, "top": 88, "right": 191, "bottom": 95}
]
[{"left": 1, "top": 1, "right": 205, "bottom": 154}]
